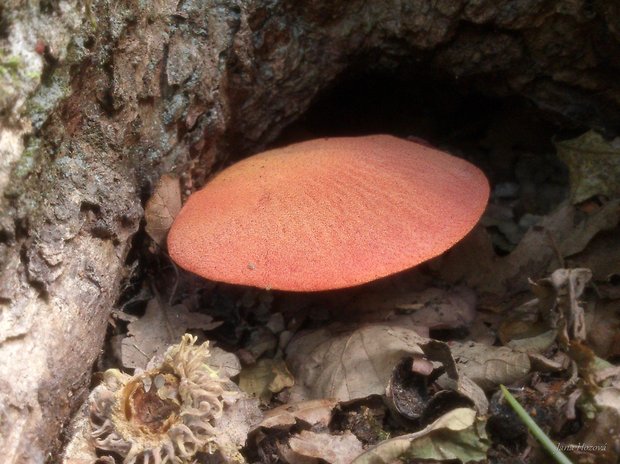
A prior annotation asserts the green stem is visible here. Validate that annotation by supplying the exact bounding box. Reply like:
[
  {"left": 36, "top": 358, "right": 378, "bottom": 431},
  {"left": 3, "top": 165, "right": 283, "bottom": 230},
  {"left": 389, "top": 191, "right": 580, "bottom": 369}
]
[{"left": 500, "top": 385, "right": 573, "bottom": 464}]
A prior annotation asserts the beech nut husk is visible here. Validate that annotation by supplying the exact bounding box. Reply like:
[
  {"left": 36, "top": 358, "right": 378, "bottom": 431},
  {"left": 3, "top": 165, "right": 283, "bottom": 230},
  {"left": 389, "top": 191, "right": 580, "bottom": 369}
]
[{"left": 89, "top": 334, "right": 250, "bottom": 463}]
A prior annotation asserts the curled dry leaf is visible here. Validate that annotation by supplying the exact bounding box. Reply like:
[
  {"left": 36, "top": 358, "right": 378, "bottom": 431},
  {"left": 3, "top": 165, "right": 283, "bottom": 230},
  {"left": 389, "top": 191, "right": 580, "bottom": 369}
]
[
  {"left": 506, "top": 329, "right": 557, "bottom": 354},
  {"left": 559, "top": 199, "right": 620, "bottom": 258},
  {"left": 286, "top": 430, "right": 364, "bottom": 464},
  {"left": 528, "top": 351, "right": 571, "bottom": 373},
  {"left": 351, "top": 408, "right": 488, "bottom": 464},
  {"left": 422, "top": 340, "right": 489, "bottom": 414},
  {"left": 506, "top": 329, "right": 570, "bottom": 372},
  {"left": 121, "top": 298, "right": 222, "bottom": 369},
  {"left": 529, "top": 268, "right": 592, "bottom": 343},
  {"left": 145, "top": 174, "right": 182, "bottom": 246},
  {"left": 286, "top": 324, "right": 427, "bottom": 402},
  {"left": 385, "top": 355, "right": 485, "bottom": 426}
]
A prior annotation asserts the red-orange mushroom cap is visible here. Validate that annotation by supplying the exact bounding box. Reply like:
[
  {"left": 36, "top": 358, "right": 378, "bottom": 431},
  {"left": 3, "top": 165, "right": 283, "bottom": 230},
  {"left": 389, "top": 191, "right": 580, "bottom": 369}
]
[{"left": 167, "top": 135, "right": 489, "bottom": 291}]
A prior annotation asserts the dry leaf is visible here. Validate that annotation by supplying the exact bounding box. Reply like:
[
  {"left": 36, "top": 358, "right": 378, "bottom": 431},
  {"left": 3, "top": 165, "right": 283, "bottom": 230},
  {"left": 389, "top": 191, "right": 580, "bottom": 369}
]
[
  {"left": 559, "top": 200, "right": 620, "bottom": 258},
  {"left": 257, "top": 399, "right": 339, "bottom": 430},
  {"left": 586, "top": 300, "right": 620, "bottom": 359},
  {"left": 287, "top": 430, "right": 364, "bottom": 464},
  {"left": 437, "top": 199, "right": 619, "bottom": 299},
  {"left": 208, "top": 346, "right": 243, "bottom": 379},
  {"left": 467, "top": 310, "right": 503, "bottom": 345},
  {"left": 555, "top": 130, "right": 620, "bottom": 203},
  {"left": 528, "top": 351, "right": 571, "bottom": 373},
  {"left": 528, "top": 268, "right": 592, "bottom": 344},
  {"left": 506, "top": 329, "right": 557, "bottom": 354},
  {"left": 286, "top": 324, "right": 426, "bottom": 402},
  {"left": 352, "top": 408, "right": 488, "bottom": 464},
  {"left": 569, "top": 387, "right": 620, "bottom": 463},
  {"left": 568, "top": 229, "right": 620, "bottom": 280},
  {"left": 121, "top": 298, "right": 221, "bottom": 369},
  {"left": 277, "top": 442, "right": 317, "bottom": 464},
  {"left": 239, "top": 358, "right": 295, "bottom": 404},
  {"left": 449, "top": 341, "right": 531, "bottom": 391},
  {"left": 345, "top": 286, "right": 477, "bottom": 331},
  {"left": 211, "top": 395, "right": 264, "bottom": 462},
  {"left": 145, "top": 174, "right": 182, "bottom": 246},
  {"left": 245, "top": 326, "right": 278, "bottom": 359},
  {"left": 500, "top": 267, "right": 594, "bottom": 352}
]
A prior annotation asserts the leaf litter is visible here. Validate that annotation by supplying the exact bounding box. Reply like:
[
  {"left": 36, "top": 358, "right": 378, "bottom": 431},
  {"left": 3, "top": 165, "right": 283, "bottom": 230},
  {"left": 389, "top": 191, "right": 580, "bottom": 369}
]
[
  {"left": 352, "top": 408, "right": 488, "bottom": 464},
  {"left": 120, "top": 296, "right": 223, "bottom": 369},
  {"left": 555, "top": 130, "right": 620, "bottom": 203},
  {"left": 239, "top": 358, "right": 295, "bottom": 405},
  {"left": 286, "top": 431, "right": 364, "bottom": 464},
  {"left": 67, "top": 131, "right": 620, "bottom": 464},
  {"left": 255, "top": 399, "right": 339, "bottom": 430},
  {"left": 286, "top": 324, "right": 428, "bottom": 403}
]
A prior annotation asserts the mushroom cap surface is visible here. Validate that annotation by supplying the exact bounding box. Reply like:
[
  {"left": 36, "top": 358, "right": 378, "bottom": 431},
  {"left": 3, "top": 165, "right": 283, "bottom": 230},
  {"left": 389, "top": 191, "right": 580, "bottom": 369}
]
[{"left": 167, "top": 135, "right": 489, "bottom": 291}]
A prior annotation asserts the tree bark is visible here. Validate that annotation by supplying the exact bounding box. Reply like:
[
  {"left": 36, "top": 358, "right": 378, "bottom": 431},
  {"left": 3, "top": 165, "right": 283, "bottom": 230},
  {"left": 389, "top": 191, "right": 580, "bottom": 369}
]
[{"left": 1, "top": 0, "right": 620, "bottom": 462}]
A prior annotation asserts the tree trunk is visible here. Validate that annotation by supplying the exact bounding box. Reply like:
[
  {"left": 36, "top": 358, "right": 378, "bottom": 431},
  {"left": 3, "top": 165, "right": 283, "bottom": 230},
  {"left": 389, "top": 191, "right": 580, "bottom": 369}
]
[{"left": 1, "top": 0, "right": 619, "bottom": 461}]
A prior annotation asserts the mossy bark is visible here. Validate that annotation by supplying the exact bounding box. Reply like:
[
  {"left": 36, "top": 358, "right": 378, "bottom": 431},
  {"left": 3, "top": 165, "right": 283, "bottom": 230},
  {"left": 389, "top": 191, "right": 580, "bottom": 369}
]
[{"left": 1, "top": 0, "right": 619, "bottom": 461}]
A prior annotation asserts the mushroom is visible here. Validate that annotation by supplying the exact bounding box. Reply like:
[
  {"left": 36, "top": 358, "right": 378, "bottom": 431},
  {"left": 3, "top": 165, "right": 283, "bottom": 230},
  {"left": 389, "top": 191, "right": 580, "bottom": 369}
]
[{"left": 167, "top": 135, "right": 489, "bottom": 291}]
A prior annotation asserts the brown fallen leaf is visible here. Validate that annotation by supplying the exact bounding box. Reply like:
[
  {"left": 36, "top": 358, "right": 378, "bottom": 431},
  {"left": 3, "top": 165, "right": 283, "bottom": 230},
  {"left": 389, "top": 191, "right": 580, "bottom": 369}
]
[
  {"left": 286, "top": 430, "right": 364, "bottom": 464},
  {"left": 211, "top": 395, "right": 264, "bottom": 462},
  {"left": 352, "top": 408, "right": 488, "bottom": 464},
  {"left": 559, "top": 200, "right": 620, "bottom": 258},
  {"left": 448, "top": 341, "right": 531, "bottom": 391},
  {"left": 121, "top": 298, "right": 222, "bottom": 369},
  {"left": 555, "top": 130, "right": 620, "bottom": 203},
  {"left": 436, "top": 199, "right": 619, "bottom": 300},
  {"left": 208, "top": 346, "right": 243, "bottom": 379},
  {"left": 286, "top": 324, "right": 427, "bottom": 403},
  {"left": 145, "top": 174, "right": 182, "bottom": 246},
  {"left": 506, "top": 329, "right": 557, "bottom": 355},
  {"left": 586, "top": 300, "right": 620, "bottom": 359},
  {"left": 531, "top": 268, "right": 592, "bottom": 344},
  {"left": 256, "top": 399, "right": 339, "bottom": 430},
  {"left": 467, "top": 309, "right": 503, "bottom": 345},
  {"left": 567, "top": 228, "right": 620, "bottom": 282},
  {"left": 344, "top": 286, "right": 477, "bottom": 331},
  {"left": 239, "top": 358, "right": 295, "bottom": 405},
  {"left": 568, "top": 386, "right": 620, "bottom": 463}
]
